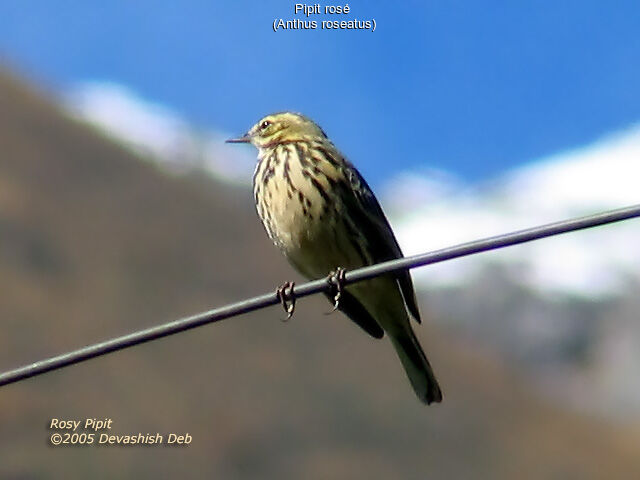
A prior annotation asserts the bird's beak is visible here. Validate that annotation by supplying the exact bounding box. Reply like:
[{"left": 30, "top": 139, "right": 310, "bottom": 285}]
[{"left": 225, "top": 133, "right": 252, "bottom": 144}]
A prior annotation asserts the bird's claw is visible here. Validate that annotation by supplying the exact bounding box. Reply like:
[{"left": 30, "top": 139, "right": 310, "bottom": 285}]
[
  {"left": 276, "top": 281, "right": 296, "bottom": 321},
  {"left": 326, "top": 267, "right": 346, "bottom": 314}
]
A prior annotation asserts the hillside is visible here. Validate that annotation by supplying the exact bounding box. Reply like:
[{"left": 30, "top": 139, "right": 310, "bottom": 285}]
[{"left": 0, "top": 69, "right": 638, "bottom": 479}]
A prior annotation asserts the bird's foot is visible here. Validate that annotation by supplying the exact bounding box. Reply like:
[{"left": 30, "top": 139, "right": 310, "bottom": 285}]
[
  {"left": 276, "top": 281, "right": 296, "bottom": 321},
  {"left": 325, "top": 267, "right": 347, "bottom": 314}
]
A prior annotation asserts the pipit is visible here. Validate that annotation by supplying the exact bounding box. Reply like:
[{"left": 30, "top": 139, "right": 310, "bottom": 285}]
[{"left": 227, "top": 112, "right": 442, "bottom": 404}]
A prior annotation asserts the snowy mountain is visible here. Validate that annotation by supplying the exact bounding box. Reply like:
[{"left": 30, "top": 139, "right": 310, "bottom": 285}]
[
  {"left": 386, "top": 126, "right": 640, "bottom": 298},
  {"left": 384, "top": 127, "right": 640, "bottom": 418},
  {"left": 61, "top": 82, "right": 640, "bottom": 418},
  {"left": 63, "top": 81, "right": 255, "bottom": 184}
]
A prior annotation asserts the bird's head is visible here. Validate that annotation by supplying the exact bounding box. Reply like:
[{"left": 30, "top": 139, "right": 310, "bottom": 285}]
[{"left": 226, "top": 112, "right": 327, "bottom": 149}]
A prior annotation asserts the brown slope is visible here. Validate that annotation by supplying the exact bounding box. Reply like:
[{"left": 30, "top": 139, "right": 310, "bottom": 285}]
[{"left": 0, "top": 69, "right": 638, "bottom": 479}]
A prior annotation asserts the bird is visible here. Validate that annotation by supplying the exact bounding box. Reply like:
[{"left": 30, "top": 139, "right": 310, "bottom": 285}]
[{"left": 227, "top": 112, "right": 442, "bottom": 404}]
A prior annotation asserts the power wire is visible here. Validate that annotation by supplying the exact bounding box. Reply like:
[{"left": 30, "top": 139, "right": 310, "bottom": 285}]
[{"left": 1, "top": 203, "right": 639, "bottom": 387}]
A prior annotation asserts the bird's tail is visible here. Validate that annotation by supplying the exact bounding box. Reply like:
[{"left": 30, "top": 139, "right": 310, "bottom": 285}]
[{"left": 389, "top": 327, "right": 443, "bottom": 405}]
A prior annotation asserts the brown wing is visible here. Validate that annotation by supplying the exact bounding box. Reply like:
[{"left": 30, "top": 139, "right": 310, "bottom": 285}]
[{"left": 338, "top": 161, "right": 422, "bottom": 323}]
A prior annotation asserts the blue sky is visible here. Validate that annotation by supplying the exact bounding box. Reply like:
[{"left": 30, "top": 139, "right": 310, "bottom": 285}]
[{"left": 1, "top": 1, "right": 639, "bottom": 187}]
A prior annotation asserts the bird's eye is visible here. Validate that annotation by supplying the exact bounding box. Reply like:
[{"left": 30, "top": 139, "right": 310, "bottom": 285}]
[{"left": 260, "top": 120, "right": 271, "bottom": 130}]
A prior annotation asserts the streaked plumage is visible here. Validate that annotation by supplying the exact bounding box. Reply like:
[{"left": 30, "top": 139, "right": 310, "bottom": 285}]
[{"left": 227, "top": 112, "right": 442, "bottom": 404}]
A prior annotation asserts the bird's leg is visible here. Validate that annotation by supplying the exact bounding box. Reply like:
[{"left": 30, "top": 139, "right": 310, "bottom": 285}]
[
  {"left": 326, "top": 267, "right": 347, "bottom": 313},
  {"left": 276, "top": 281, "right": 296, "bottom": 321}
]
